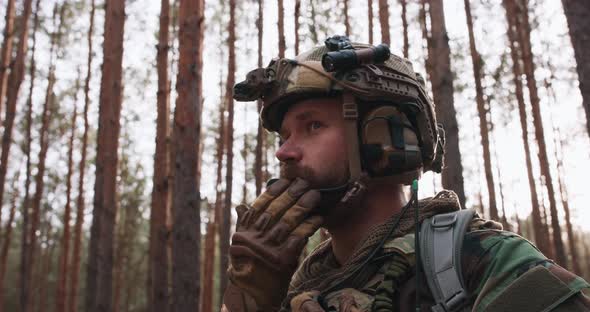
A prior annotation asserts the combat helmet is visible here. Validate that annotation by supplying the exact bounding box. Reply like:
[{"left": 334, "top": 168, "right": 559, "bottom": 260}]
[{"left": 234, "top": 36, "right": 444, "bottom": 196}]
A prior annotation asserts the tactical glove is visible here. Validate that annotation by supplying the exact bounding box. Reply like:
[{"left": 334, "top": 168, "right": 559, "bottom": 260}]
[{"left": 222, "top": 178, "right": 324, "bottom": 312}]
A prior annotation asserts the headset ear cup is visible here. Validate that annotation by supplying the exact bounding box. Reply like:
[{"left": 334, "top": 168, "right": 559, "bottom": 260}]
[{"left": 360, "top": 106, "right": 423, "bottom": 179}]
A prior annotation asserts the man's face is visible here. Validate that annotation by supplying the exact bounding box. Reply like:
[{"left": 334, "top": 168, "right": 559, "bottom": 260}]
[{"left": 276, "top": 97, "right": 349, "bottom": 189}]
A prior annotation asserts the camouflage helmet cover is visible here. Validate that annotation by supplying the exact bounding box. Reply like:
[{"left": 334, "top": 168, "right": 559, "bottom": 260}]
[{"left": 233, "top": 42, "right": 444, "bottom": 174}]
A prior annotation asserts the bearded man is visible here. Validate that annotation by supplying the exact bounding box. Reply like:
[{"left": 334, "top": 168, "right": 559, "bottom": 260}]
[{"left": 221, "top": 36, "right": 590, "bottom": 312}]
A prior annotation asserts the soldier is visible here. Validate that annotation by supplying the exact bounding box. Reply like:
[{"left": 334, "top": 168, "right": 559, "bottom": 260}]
[{"left": 221, "top": 36, "right": 590, "bottom": 312}]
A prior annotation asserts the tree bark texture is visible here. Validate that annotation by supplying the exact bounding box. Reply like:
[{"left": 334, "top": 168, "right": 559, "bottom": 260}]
[
  {"left": 463, "top": 0, "right": 498, "bottom": 220},
  {"left": 400, "top": 0, "right": 409, "bottom": 58},
  {"left": 149, "top": 0, "right": 171, "bottom": 310},
  {"left": 219, "top": 0, "right": 237, "bottom": 301},
  {"left": 368, "top": 0, "right": 374, "bottom": 44},
  {"left": 200, "top": 221, "right": 216, "bottom": 312},
  {"left": 85, "top": 0, "right": 126, "bottom": 311},
  {"left": 0, "top": 178, "right": 18, "bottom": 312},
  {"left": 68, "top": 0, "right": 96, "bottom": 312},
  {"left": 512, "top": 0, "right": 566, "bottom": 267},
  {"left": 278, "top": 0, "right": 285, "bottom": 57},
  {"left": 255, "top": 0, "right": 265, "bottom": 195},
  {"left": 214, "top": 85, "right": 226, "bottom": 308},
  {"left": 0, "top": 0, "right": 16, "bottom": 127},
  {"left": 378, "top": 0, "right": 390, "bottom": 44},
  {"left": 503, "top": 0, "right": 550, "bottom": 257},
  {"left": 19, "top": 0, "right": 40, "bottom": 309},
  {"left": 55, "top": 78, "right": 80, "bottom": 312},
  {"left": 171, "top": 0, "right": 203, "bottom": 309},
  {"left": 68, "top": 1, "right": 95, "bottom": 311},
  {"left": 294, "top": 0, "right": 300, "bottom": 55},
  {"left": 343, "top": 0, "right": 350, "bottom": 37},
  {"left": 0, "top": 0, "right": 33, "bottom": 234},
  {"left": 561, "top": 0, "right": 590, "bottom": 139},
  {"left": 426, "top": 0, "right": 466, "bottom": 208},
  {"left": 26, "top": 6, "right": 63, "bottom": 311}
]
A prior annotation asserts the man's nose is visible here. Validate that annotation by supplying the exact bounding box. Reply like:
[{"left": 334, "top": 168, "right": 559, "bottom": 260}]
[{"left": 275, "top": 140, "right": 303, "bottom": 163}]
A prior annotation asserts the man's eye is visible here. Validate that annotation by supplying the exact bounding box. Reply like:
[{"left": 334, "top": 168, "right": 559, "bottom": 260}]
[{"left": 308, "top": 121, "right": 323, "bottom": 131}]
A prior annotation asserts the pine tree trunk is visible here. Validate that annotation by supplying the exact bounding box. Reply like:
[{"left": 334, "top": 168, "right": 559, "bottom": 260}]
[
  {"left": 0, "top": 179, "right": 18, "bottom": 312},
  {"left": 149, "top": 0, "right": 171, "bottom": 310},
  {"left": 419, "top": 0, "right": 433, "bottom": 81},
  {"left": 561, "top": 0, "right": 590, "bottom": 139},
  {"left": 544, "top": 76, "right": 582, "bottom": 274},
  {"left": 378, "top": 0, "right": 390, "bottom": 44},
  {"left": 19, "top": 0, "right": 40, "bottom": 309},
  {"left": 464, "top": 0, "right": 498, "bottom": 220},
  {"left": 400, "top": 0, "right": 409, "bottom": 58},
  {"left": 0, "top": 0, "right": 33, "bottom": 234},
  {"left": 368, "top": 0, "right": 374, "bottom": 44},
  {"left": 503, "top": 0, "right": 550, "bottom": 256},
  {"left": 200, "top": 221, "right": 215, "bottom": 312},
  {"left": 0, "top": 0, "right": 16, "bottom": 127},
  {"left": 255, "top": 0, "right": 265, "bottom": 195},
  {"left": 170, "top": 0, "right": 203, "bottom": 309},
  {"left": 343, "top": 0, "right": 350, "bottom": 37},
  {"left": 278, "top": 0, "right": 285, "bottom": 57},
  {"left": 68, "top": 2, "right": 95, "bottom": 311},
  {"left": 513, "top": 0, "right": 566, "bottom": 267},
  {"left": 85, "top": 0, "right": 126, "bottom": 310},
  {"left": 55, "top": 78, "right": 80, "bottom": 312},
  {"left": 219, "top": 0, "right": 237, "bottom": 301},
  {"left": 426, "top": 0, "right": 466, "bottom": 208},
  {"left": 294, "top": 0, "right": 300, "bottom": 55},
  {"left": 26, "top": 6, "right": 63, "bottom": 310},
  {"left": 36, "top": 231, "right": 56, "bottom": 312},
  {"left": 213, "top": 86, "right": 226, "bottom": 309}
]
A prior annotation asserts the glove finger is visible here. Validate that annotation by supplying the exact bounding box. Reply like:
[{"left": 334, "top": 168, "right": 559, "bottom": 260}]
[
  {"left": 254, "top": 178, "right": 309, "bottom": 231},
  {"left": 290, "top": 215, "right": 324, "bottom": 241},
  {"left": 265, "top": 190, "right": 321, "bottom": 243},
  {"left": 244, "top": 178, "right": 290, "bottom": 227},
  {"left": 235, "top": 204, "right": 249, "bottom": 226}
]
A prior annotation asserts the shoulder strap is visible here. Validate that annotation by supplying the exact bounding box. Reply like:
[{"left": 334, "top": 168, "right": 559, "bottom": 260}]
[{"left": 420, "top": 209, "right": 476, "bottom": 312}]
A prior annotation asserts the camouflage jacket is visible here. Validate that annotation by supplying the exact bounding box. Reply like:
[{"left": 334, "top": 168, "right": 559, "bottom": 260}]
[{"left": 289, "top": 226, "right": 590, "bottom": 311}]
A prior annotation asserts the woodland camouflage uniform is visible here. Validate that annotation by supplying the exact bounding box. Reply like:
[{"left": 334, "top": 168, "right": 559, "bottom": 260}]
[{"left": 223, "top": 37, "right": 590, "bottom": 312}]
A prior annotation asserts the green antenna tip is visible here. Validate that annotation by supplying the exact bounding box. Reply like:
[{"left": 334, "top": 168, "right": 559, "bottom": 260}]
[{"left": 412, "top": 179, "right": 418, "bottom": 191}]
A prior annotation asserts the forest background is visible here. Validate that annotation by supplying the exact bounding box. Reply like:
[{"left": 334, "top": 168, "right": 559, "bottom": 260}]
[{"left": 0, "top": 0, "right": 588, "bottom": 311}]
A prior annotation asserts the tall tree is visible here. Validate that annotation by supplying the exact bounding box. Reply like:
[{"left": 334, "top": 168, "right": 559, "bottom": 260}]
[
  {"left": 219, "top": 0, "right": 237, "bottom": 301},
  {"left": 0, "top": 0, "right": 16, "bottom": 126},
  {"left": 512, "top": 0, "right": 566, "bottom": 267},
  {"left": 463, "top": 0, "right": 498, "bottom": 220},
  {"left": 68, "top": 1, "right": 95, "bottom": 311},
  {"left": 149, "top": 0, "right": 171, "bottom": 310},
  {"left": 56, "top": 75, "right": 80, "bottom": 312},
  {"left": 0, "top": 0, "right": 33, "bottom": 228},
  {"left": 85, "top": 0, "right": 126, "bottom": 310},
  {"left": 342, "top": 0, "right": 350, "bottom": 37},
  {"left": 25, "top": 5, "right": 64, "bottom": 311},
  {"left": 294, "top": 0, "right": 300, "bottom": 55},
  {"left": 426, "top": 0, "right": 466, "bottom": 207},
  {"left": 503, "top": 0, "right": 550, "bottom": 256},
  {"left": 544, "top": 75, "right": 581, "bottom": 274},
  {"left": 0, "top": 177, "right": 19, "bottom": 312},
  {"left": 170, "top": 0, "right": 203, "bottom": 309},
  {"left": 19, "top": 0, "right": 40, "bottom": 309},
  {"left": 400, "top": 0, "right": 409, "bottom": 58},
  {"left": 378, "top": 0, "right": 390, "bottom": 44},
  {"left": 278, "top": 0, "right": 285, "bottom": 57},
  {"left": 368, "top": 0, "right": 374, "bottom": 44},
  {"left": 255, "top": 0, "right": 265, "bottom": 195},
  {"left": 561, "top": 0, "right": 590, "bottom": 139}
]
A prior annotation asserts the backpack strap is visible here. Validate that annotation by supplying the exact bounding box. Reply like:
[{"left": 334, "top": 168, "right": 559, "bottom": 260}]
[{"left": 420, "top": 209, "right": 476, "bottom": 312}]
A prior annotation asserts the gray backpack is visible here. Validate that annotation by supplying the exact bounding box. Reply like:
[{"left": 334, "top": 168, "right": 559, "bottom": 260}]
[{"left": 420, "top": 209, "right": 476, "bottom": 312}]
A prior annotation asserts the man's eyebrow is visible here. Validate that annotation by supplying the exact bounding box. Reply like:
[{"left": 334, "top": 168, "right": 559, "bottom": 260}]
[{"left": 279, "top": 109, "right": 323, "bottom": 136}]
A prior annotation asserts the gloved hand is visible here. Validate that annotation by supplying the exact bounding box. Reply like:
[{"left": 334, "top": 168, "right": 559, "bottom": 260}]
[{"left": 223, "top": 178, "right": 324, "bottom": 312}]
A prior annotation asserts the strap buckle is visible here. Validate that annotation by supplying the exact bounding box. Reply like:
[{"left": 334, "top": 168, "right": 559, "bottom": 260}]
[
  {"left": 432, "top": 290, "right": 468, "bottom": 312},
  {"left": 431, "top": 213, "right": 458, "bottom": 228}
]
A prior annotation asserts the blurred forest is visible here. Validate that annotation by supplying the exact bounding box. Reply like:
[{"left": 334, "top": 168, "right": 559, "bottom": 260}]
[{"left": 0, "top": 0, "right": 588, "bottom": 311}]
